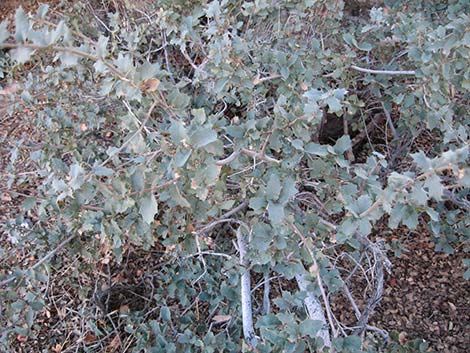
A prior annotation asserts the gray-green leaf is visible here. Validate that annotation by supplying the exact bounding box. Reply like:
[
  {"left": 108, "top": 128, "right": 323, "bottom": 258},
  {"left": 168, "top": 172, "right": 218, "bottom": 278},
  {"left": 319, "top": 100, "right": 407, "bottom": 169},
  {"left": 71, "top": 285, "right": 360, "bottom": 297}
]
[{"left": 139, "top": 194, "right": 158, "bottom": 224}]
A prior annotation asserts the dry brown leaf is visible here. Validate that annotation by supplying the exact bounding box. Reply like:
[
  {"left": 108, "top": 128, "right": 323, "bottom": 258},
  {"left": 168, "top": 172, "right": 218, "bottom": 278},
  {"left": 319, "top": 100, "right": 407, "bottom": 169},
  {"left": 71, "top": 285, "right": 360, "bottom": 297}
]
[
  {"left": 107, "top": 334, "right": 121, "bottom": 352},
  {"left": 140, "top": 78, "right": 160, "bottom": 92},
  {"left": 212, "top": 314, "right": 231, "bottom": 324},
  {"left": 52, "top": 344, "right": 63, "bottom": 353},
  {"left": 83, "top": 332, "right": 96, "bottom": 343},
  {"left": 119, "top": 304, "right": 130, "bottom": 314},
  {"left": 398, "top": 331, "right": 407, "bottom": 344}
]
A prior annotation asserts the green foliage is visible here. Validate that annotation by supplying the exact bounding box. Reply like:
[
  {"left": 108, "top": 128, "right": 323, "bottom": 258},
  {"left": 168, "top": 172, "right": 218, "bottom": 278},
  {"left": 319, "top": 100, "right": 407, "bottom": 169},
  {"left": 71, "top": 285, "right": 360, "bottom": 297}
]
[{"left": 0, "top": 0, "right": 469, "bottom": 351}]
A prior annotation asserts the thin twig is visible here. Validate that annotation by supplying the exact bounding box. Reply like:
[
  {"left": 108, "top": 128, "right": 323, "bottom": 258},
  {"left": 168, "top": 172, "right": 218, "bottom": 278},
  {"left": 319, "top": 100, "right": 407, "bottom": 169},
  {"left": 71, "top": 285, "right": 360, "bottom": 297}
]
[
  {"left": 195, "top": 200, "right": 248, "bottom": 235},
  {"left": 351, "top": 65, "right": 416, "bottom": 76},
  {"left": 97, "top": 98, "right": 158, "bottom": 169},
  {"left": 381, "top": 101, "right": 399, "bottom": 140},
  {"left": 216, "top": 148, "right": 280, "bottom": 165},
  {"left": 1, "top": 233, "right": 78, "bottom": 286},
  {"left": 262, "top": 271, "right": 270, "bottom": 315}
]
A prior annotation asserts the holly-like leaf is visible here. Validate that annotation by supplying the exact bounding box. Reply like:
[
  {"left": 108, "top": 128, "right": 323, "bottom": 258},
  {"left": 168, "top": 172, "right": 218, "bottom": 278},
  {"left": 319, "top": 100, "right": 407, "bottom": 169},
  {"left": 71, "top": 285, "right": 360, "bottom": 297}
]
[
  {"left": 266, "top": 171, "right": 281, "bottom": 201},
  {"left": 139, "top": 194, "right": 158, "bottom": 224},
  {"left": 189, "top": 127, "right": 217, "bottom": 149},
  {"left": 15, "top": 7, "right": 30, "bottom": 42},
  {"left": 268, "top": 201, "right": 285, "bottom": 226},
  {"left": 334, "top": 135, "right": 351, "bottom": 154},
  {"left": 169, "top": 119, "right": 188, "bottom": 144},
  {"left": 69, "top": 163, "right": 84, "bottom": 191},
  {"left": 11, "top": 47, "right": 34, "bottom": 64},
  {"left": 424, "top": 174, "right": 443, "bottom": 201},
  {"left": 299, "top": 319, "right": 323, "bottom": 338},
  {"left": 0, "top": 22, "right": 9, "bottom": 45}
]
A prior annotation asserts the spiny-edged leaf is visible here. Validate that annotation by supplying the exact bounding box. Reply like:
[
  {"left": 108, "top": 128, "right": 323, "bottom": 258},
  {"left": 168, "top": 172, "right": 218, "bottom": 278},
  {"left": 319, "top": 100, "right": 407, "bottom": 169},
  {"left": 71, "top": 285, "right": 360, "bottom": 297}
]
[
  {"left": 305, "top": 142, "right": 329, "bottom": 156},
  {"left": 411, "top": 151, "right": 432, "bottom": 170},
  {"left": 169, "top": 119, "right": 188, "bottom": 144},
  {"left": 51, "top": 20, "right": 66, "bottom": 43},
  {"left": 299, "top": 319, "right": 323, "bottom": 338},
  {"left": 93, "top": 165, "right": 114, "bottom": 177},
  {"left": 96, "top": 35, "right": 109, "bottom": 58},
  {"left": 356, "top": 195, "right": 372, "bottom": 214},
  {"left": 22, "top": 197, "right": 36, "bottom": 211},
  {"left": 402, "top": 206, "right": 419, "bottom": 229},
  {"left": 189, "top": 127, "right": 217, "bottom": 149},
  {"left": 388, "top": 203, "right": 404, "bottom": 229},
  {"left": 409, "top": 185, "right": 428, "bottom": 205},
  {"left": 266, "top": 171, "right": 282, "bottom": 201},
  {"left": 337, "top": 218, "right": 358, "bottom": 244},
  {"left": 333, "top": 135, "right": 351, "bottom": 154},
  {"left": 160, "top": 306, "right": 171, "bottom": 322},
  {"left": 279, "top": 177, "right": 298, "bottom": 204},
  {"left": 174, "top": 148, "right": 192, "bottom": 167},
  {"left": 424, "top": 174, "right": 443, "bottom": 200},
  {"left": 255, "top": 314, "right": 282, "bottom": 328},
  {"left": 325, "top": 96, "right": 342, "bottom": 113},
  {"left": 15, "top": 7, "right": 30, "bottom": 42},
  {"left": 268, "top": 201, "right": 285, "bottom": 226},
  {"left": 192, "top": 108, "right": 206, "bottom": 124},
  {"left": 249, "top": 196, "right": 266, "bottom": 212},
  {"left": 69, "top": 163, "right": 84, "bottom": 191},
  {"left": 36, "top": 4, "right": 49, "bottom": 18},
  {"left": 58, "top": 51, "right": 79, "bottom": 66},
  {"left": 0, "top": 22, "right": 9, "bottom": 45},
  {"left": 168, "top": 89, "right": 191, "bottom": 110},
  {"left": 342, "top": 33, "right": 357, "bottom": 47},
  {"left": 139, "top": 194, "right": 158, "bottom": 224},
  {"left": 11, "top": 47, "right": 34, "bottom": 64},
  {"left": 138, "top": 61, "right": 160, "bottom": 80}
]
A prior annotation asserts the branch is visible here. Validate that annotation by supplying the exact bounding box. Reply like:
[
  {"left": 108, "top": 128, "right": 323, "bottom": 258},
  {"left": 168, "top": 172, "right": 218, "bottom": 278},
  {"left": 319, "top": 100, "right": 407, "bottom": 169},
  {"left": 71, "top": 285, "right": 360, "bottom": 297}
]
[
  {"left": 97, "top": 99, "right": 158, "bottom": 169},
  {"left": 1, "top": 42, "right": 135, "bottom": 85},
  {"left": 290, "top": 223, "right": 335, "bottom": 346},
  {"left": 359, "top": 165, "right": 453, "bottom": 218},
  {"left": 252, "top": 74, "right": 281, "bottom": 86},
  {"left": 195, "top": 200, "right": 248, "bottom": 235},
  {"left": 216, "top": 148, "right": 280, "bottom": 165},
  {"left": 352, "top": 237, "right": 386, "bottom": 335},
  {"left": 351, "top": 65, "right": 416, "bottom": 76},
  {"left": 240, "top": 148, "right": 280, "bottom": 164},
  {"left": 0, "top": 233, "right": 77, "bottom": 287},
  {"left": 295, "top": 272, "right": 332, "bottom": 348},
  {"left": 236, "top": 227, "right": 258, "bottom": 347},
  {"left": 262, "top": 271, "right": 270, "bottom": 315}
]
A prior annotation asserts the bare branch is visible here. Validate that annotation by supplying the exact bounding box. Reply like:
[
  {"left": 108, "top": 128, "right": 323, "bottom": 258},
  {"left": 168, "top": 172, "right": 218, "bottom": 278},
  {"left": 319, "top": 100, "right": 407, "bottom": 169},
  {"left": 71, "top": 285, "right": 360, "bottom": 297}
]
[
  {"left": 195, "top": 201, "right": 248, "bottom": 235},
  {"left": 295, "top": 272, "right": 331, "bottom": 348},
  {"left": 262, "top": 271, "right": 270, "bottom": 315},
  {"left": 351, "top": 65, "right": 416, "bottom": 76},
  {"left": 236, "top": 227, "right": 258, "bottom": 347},
  {"left": 290, "top": 223, "right": 335, "bottom": 346},
  {"left": 1, "top": 233, "right": 78, "bottom": 287},
  {"left": 217, "top": 148, "right": 280, "bottom": 165}
]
